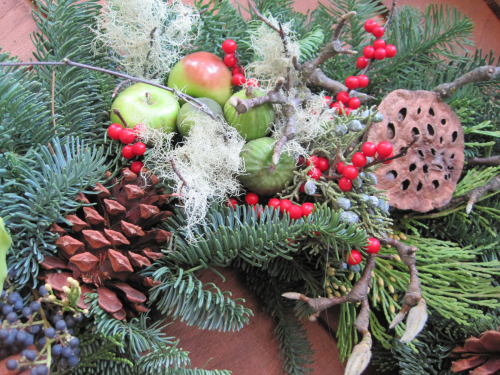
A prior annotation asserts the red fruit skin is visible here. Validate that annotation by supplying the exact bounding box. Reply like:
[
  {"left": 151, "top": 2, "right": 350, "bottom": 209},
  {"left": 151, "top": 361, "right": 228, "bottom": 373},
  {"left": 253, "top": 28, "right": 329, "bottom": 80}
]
[
  {"left": 372, "top": 26, "right": 385, "bottom": 38},
  {"left": 344, "top": 108, "right": 353, "bottom": 116},
  {"left": 374, "top": 48, "right": 387, "bottom": 60},
  {"left": 307, "top": 167, "right": 321, "bottom": 180},
  {"left": 338, "top": 177, "right": 352, "bottom": 192},
  {"left": 306, "top": 156, "right": 318, "bottom": 167},
  {"left": 342, "top": 165, "right": 359, "bottom": 180},
  {"left": 336, "top": 91, "right": 350, "bottom": 104},
  {"left": 108, "top": 124, "right": 124, "bottom": 140},
  {"left": 377, "top": 141, "right": 393, "bottom": 158},
  {"left": 299, "top": 183, "right": 305, "bottom": 193},
  {"left": 132, "top": 142, "right": 146, "bottom": 156},
  {"left": 362, "top": 142, "right": 377, "bottom": 157},
  {"left": 232, "top": 66, "right": 245, "bottom": 76},
  {"left": 247, "top": 78, "right": 259, "bottom": 87},
  {"left": 352, "top": 152, "right": 367, "bottom": 168},
  {"left": 288, "top": 205, "right": 303, "bottom": 220},
  {"left": 222, "top": 39, "right": 237, "bottom": 54},
  {"left": 245, "top": 192, "right": 259, "bottom": 205},
  {"left": 383, "top": 153, "right": 394, "bottom": 164},
  {"left": 224, "top": 54, "right": 237, "bottom": 68},
  {"left": 226, "top": 198, "right": 238, "bottom": 209},
  {"left": 363, "top": 46, "right": 375, "bottom": 59},
  {"left": 373, "top": 39, "right": 386, "bottom": 49},
  {"left": 366, "top": 238, "right": 381, "bottom": 254},
  {"left": 279, "top": 199, "right": 293, "bottom": 213},
  {"left": 253, "top": 205, "right": 263, "bottom": 218},
  {"left": 122, "top": 145, "right": 135, "bottom": 159},
  {"left": 301, "top": 203, "right": 315, "bottom": 217},
  {"left": 357, "top": 75, "right": 369, "bottom": 88},
  {"left": 364, "top": 20, "right": 377, "bottom": 33},
  {"left": 347, "top": 250, "right": 362, "bottom": 265},
  {"left": 119, "top": 129, "right": 136, "bottom": 144},
  {"left": 385, "top": 44, "right": 397, "bottom": 58},
  {"left": 345, "top": 76, "right": 359, "bottom": 90},
  {"left": 337, "top": 161, "right": 346, "bottom": 174},
  {"left": 323, "top": 96, "right": 332, "bottom": 106},
  {"left": 268, "top": 198, "right": 281, "bottom": 209},
  {"left": 348, "top": 97, "right": 361, "bottom": 110},
  {"left": 130, "top": 161, "right": 144, "bottom": 174},
  {"left": 297, "top": 156, "right": 305, "bottom": 166},
  {"left": 331, "top": 101, "right": 345, "bottom": 113},
  {"left": 232, "top": 73, "right": 246, "bottom": 86},
  {"left": 132, "top": 123, "right": 146, "bottom": 139},
  {"left": 316, "top": 157, "right": 329, "bottom": 172},
  {"left": 356, "top": 57, "right": 369, "bottom": 69}
]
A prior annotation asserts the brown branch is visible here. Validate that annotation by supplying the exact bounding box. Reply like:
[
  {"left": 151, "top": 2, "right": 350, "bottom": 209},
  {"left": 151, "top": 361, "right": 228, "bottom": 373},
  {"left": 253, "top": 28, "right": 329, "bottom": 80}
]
[
  {"left": 112, "top": 79, "right": 131, "bottom": 98},
  {"left": 51, "top": 70, "right": 57, "bottom": 132},
  {"left": 170, "top": 157, "right": 188, "bottom": 192},
  {"left": 364, "top": 135, "right": 419, "bottom": 169},
  {"left": 484, "top": 0, "right": 500, "bottom": 20},
  {"left": 112, "top": 109, "right": 128, "bottom": 128},
  {"left": 0, "top": 59, "right": 218, "bottom": 121},
  {"left": 384, "top": 0, "right": 398, "bottom": 30},
  {"left": 434, "top": 66, "right": 500, "bottom": 99},
  {"left": 272, "top": 99, "right": 302, "bottom": 165},
  {"left": 467, "top": 155, "right": 500, "bottom": 166},
  {"left": 308, "top": 69, "right": 375, "bottom": 103}
]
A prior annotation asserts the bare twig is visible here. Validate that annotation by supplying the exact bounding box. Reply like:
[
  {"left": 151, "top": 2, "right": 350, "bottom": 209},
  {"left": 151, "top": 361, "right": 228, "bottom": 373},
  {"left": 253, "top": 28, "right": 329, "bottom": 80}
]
[
  {"left": 467, "top": 155, "right": 500, "bottom": 166},
  {"left": 112, "top": 79, "right": 131, "bottom": 98},
  {"left": 434, "top": 66, "right": 500, "bottom": 99},
  {"left": 51, "top": 70, "right": 57, "bottom": 131},
  {"left": 0, "top": 59, "right": 218, "bottom": 121},
  {"left": 112, "top": 109, "right": 128, "bottom": 128},
  {"left": 384, "top": 0, "right": 398, "bottom": 30},
  {"left": 364, "top": 135, "right": 419, "bottom": 169},
  {"left": 308, "top": 69, "right": 375, "bottom": 103},
  {"left": 170, "top": 157, "right": 188, "bottom": 192}
]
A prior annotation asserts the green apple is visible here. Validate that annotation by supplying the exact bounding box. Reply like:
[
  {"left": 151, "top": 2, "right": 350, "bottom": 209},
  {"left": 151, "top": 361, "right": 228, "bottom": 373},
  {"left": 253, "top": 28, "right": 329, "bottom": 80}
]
[
  {"left": 110, "top": 83, "right": 180, "bottom": 133},
  {"left": 176, "top": 98, "right": 224, "bottom": 137},
  {"left": 167, "top": 52, "right": 232, "bottom": 107}
]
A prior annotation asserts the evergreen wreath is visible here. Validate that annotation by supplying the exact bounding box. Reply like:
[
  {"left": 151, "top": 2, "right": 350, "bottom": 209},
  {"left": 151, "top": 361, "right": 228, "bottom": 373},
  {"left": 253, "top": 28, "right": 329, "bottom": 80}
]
[{"left": 0, "top": 0, "right": 499, "bottom": 374}]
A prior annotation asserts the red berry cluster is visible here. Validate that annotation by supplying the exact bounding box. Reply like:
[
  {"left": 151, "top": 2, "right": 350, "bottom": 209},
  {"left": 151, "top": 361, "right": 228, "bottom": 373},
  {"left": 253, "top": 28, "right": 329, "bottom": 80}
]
[
  {"left": 107, "top": 123, "right": 146, "bottom": 174},
  {"left": 297, "top": 156, "right": 329, "bottom": 191},
  {"left": 346, "top": 237, "right": 380, "bottom": 265},
  {"left": 222, "top": 39, "right": 259, "bottom": 88},
  {"left": 226, "top": 194, "right": 315, "bottom": 220},
  {"left": 325, "top": 76, "right": 368, "bottom": 116},
  {"left": 356, "top": 20, "right": 397, "bottom": 69}
]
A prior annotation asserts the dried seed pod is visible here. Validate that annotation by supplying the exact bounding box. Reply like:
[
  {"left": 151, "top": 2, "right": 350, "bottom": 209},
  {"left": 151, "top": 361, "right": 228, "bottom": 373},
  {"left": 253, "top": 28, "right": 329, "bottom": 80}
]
[{"left": 366, "top": 89, "right": 464, "bottom": 212}]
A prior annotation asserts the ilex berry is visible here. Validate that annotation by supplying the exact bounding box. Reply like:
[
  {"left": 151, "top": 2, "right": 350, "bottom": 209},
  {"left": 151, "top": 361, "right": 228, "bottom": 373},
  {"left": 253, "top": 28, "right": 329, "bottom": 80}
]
[
  {"left": 385, "top": 44, "right": 397, "bottom": 58},
  {"left": 232, "top": 66, "right": 245, "bottom": 76},
  {"left": 132, "top": 142, "right": 146, "bottom": 156},
  {"left": 130, "top": 161, "right": 144, "bottom": 174},
  {"left": 122, "top": 145, "right": 135, "bottom": 159},
  {"left": 345, "top": 76, "right": 359, "bottom": 90},
  {"left": 346, "top": 250, "right": 362, "bottom": 265},
  {"left": 356, "top": 56, "right": 369, "bottom": 69},
  {"left": 245, "top": 192, "right": 259, "bottom": 205},
  {"left": 232, "top": 74, "right": 246, "bottom": 86},
  {"left": 348, "top": 97, "right": 360, "bottom": 110},
  {"left": 357, "top": 75, "right": 369, "bottom": 88},
  {"left": 268, "top": 198, "right": 281, "bottom": 209},
  {"left": 364, "top": 20, "right": 377, "bottom": 33},
  {"left": 366, "top": 237, "right": 381, "bottom": 254},
  {"left": 374, "top": 48, "right": 387, "bottom": 60},
  {"left": 119, "top": 129, "right": 135, "bottom": 144},
  {"left": 352, "top": 152, "right": 367, "bottom": 168},
  {"left": 306, "top": 156, "right": 318, "bottom": 167},
  {"left": 338, "top": 177, "right": 352, "bottom": 192},
  {"left": 226, "top": 198, "right": 238, "bottom": 208},
  {"left": 383, "top": 153, "right": 394, "bottom": 164},
  {"left": 362, "top": 46, "right": 375, "bottom": 59},
  {"left": 288, "top": 205, "right": 303, "bottom": 220},
  {"left": 373, "top": 39, "right": 386, "bottom": 49},
  {"left": 307, "top": 167, "right": 321, "bottom": 180},
  {"left": 372, "top": 26, "right": 385, "bottom": 38},
  {"left": 342, "top": 165, "right": 359, "bottom": 180},
  {"left": 279, "top": 199, "right": 293, "bottom": 213},
  {"left": 224, "top": 54, "right": 237, "bottom": 68},
  {"left": 247, "top": 78, "right": 259, "bottom": 87},
  {"left": 337, "top": 161, "right": 346, "bottom": 174},
  {"left": 316, "top": 157, "right": 329, "bottom": 172},
  {"left": 222, "top": 39, "right": 237, "bottom": 54},
  {"left": 301, "top": 203, "right": 315, "bottom": 217},
  {"left": 108, "top": 123, "right": 123, "bottom": 140},
  {"left": 336, "top": 91, "right": 350, "bottom": 104},
  {"left": 377, "top": 141, "right": 393, "bottom": 158},
  {"left": 361, "top": 142, "right": 377, "bottom": 157}
]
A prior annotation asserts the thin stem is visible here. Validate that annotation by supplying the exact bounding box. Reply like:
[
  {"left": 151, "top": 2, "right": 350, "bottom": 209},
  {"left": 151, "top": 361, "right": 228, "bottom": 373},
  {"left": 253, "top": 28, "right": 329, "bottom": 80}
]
[
  {"left": 170, "top": 157, "right": 188, "bottom": 192},
  {"left": 113, "top": 109, "right": 128, "bottom": 128},
  {"left": 384, "top": 0, "right": 398, "bottom": 30},
  {"left": 112, "top": 79, "right": 131, "bottom": 98}
]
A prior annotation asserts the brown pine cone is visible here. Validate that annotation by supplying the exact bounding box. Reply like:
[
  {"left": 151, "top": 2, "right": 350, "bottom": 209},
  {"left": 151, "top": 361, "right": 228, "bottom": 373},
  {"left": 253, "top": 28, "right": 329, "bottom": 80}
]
[{"left": 41, "top": 168, "right": 172, "bottom": 320}]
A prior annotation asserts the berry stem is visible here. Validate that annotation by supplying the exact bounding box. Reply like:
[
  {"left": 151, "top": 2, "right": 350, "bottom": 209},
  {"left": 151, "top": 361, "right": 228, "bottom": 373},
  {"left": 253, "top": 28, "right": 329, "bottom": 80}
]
[
  {"left": 383, "top": 0, "right": 398, "bottom": 31},
  {"left": 364, "top": 135, "right": 419, "bottom": 169},
  {"left": 112, "top": 109, "right": 128, "bottom": 128},
  {"left": 112, "top": 79, "right": 131, "bottom": 98}
]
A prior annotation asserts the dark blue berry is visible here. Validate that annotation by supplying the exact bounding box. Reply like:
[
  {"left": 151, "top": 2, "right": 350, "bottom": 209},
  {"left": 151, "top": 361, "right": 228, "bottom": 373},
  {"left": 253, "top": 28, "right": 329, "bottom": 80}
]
[
  {"left": 62, "top": 347, "right": 72, "bottom": 358},
  {"left": 25, "top": 350, "right": 37, "bottom": 361},
  {"left": 65, "top": 316, "right": 76, "bottom": 328},
  {"left": 0, "top": 302, "right": 5, "bottom": 310},
  {"left": 0, "top": 328, "right": 9, "bottom": 340},
  {"left": 5, "top": 333, "right": 15, "bottom": 345},
  {"left": 38, "top": 337, "right": 46, "bottom": 348},
  {"left": 69, "top": 337, "right": 79, "bottom": 347},
  {"left": 37, "top": 365, "right": 49, "bottom": 375},
  {"left": 7, "top": 312, "right": 18, "bottom": 323},
  {"left": 25, "top": 333, "right": 34, "bottom": 346},
  {"left": 7, "top": 292, "right": 21, "bottom": 305},
  {"left": 7, "top": 268, "right": 18, "bottom": 278},
  {"left": 16, "top": 330, "right": 28, "bottom": 343},
  {"left": 2, "top": 304, "right": 13, "bottom": 315},
  {"left": 31, "top": 368, "right": 38, "bottom": 375},
  {"left": 72, "top": 347, "right": 80, "bottom": 355},
  {"left": 67, "top": 355, "right": 79, "bottom": 367},
  {"left": 45, "top": 327, "right": 56, "bottom": 339},
  {"left": 39, "top": 286, "right": 48, "bottom": 296},
  {"left": 52, "top": 344, "right": 63, "bottom": 356},
  {"left": 22, "top": 307, "right": 32, "bottom": 318},
  {"left": 14, "top": 300, "right": 24, "bottom": 311},
  {"left": 55, "top": 320, "right": 67, "bottom": 331},
  {"left": 67, "top": 328, "right": 74, "bottom": 335},
  {"left": 30, "top": 301, "right": 41, "bottom": 312},
  {"left": 1, "top": 290, "right": 6, "bottom": 299},
  {"left": 29, "top": 325, "right": 40, "bottom": 334},
  {"left": 6, "top": 359, "right": 17, "bottom": 370},
  {"left": 52, "top": 315, "right": 63, "bottom": 324},
  {"left": 74, "top": 313, "right": 83, "bottom": 322}
]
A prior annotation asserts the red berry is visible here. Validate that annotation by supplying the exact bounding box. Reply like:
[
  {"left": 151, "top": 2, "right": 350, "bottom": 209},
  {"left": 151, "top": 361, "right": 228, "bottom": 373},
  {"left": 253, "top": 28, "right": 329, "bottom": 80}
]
[
  {"left": 338, "top": 177, "right": 352, "bottom": 192},
  {"left": 342, "top": 165, "right": 358, "bottom": 180},
  {"left": 336, "top": 91, "right": 350, "bottom": 104},
  {"left": 122, "top": 145, "right": 135, "bottom": 159},
  {"left": 299, "top": 183, "right": 305, "bottom": 193},
  {"left": 357, "top": 74, "right": 369, "bottom": 88},
  {"left": 377, "top": 141, "right": 393, "bottom": 158},
  {"left": 133, "top": 123, "right": 146, "bottom": 139},
  {"left": 316, "top": 157, "right": 329, "bottom": 172},
  {"left": 337, "top": 161, "right": 346, "bottom": 174},
  {"left": 344, "top": 107, "right": 353, "bottom": 116},
  {"left": 323, "top": 96, "right": 332, "bottom": 106},
  {"left": 132, "top": 142, "right": 146, "bottom": 156},
  {"left": 297, "top": 156, "right": 305, "bottom": 166},
  {"left": 345, "top": 76, "right": 359, "bottom": 90},
  {"left": 385, "top": 44, "right": 397, "bottom": 58},
  {"left": 119, "top": 129, "right": 135, "bottom": 144},
  {"left": 245, "top": 192, "right": 259, "bottom": 205},
  {"left": 130, "top": 161, "right": 144, "bottom": 174},
  {"left": 224, "top": 54, "right": 237, "bottom": 68},
  {"left": 364, "top": 20, "right": 377, "bottom": 33},
  {"left": 280, "top": 199, "right": 293, "bottom": 213},
  {"left": 373, "top": 39, "right": 386, "bottom": 49},
  {"left": 356, "top": 56, "right": 369, "bottom": 69},
  {"left": 374, "top": 48, "right": 386, "bottom": 60},
  {"left": 226, "top": 198, "right": 238, "bottom": 209},
  {"left": 314, "top": 231, "right": 321, "bottom": 237},
  {"left": 352, "top": 152, "right": 367, "bottom": 168},
  {"left": 232, "top": 66, "right": 245, "bottom": 76},
  {"left": 253, "top": 205, "right": 263, "bottom": 218},
  {"left": 366, "top": 238, "right": 381, "bottom": 254},
  {"left": 288, "top": 205, "right": 303, "bottom": 220},
  {"left": 301, "top": 203, "right": 315, "bottom": 217},
  {"left": 247, "top": 78, "right": 259, "bottom": 87},
  {"left": 268, "top": 198, "right": 281, "bottom": 209},
  {"left": 222, "top": 39, "right": 237, "bottom": 54},
  {"left": 361, "top": 142, "right": 377, "bottom": 157},
  {"left": 346, "top": 250, "right": 362, "bottom": 265},
  {"left": 331, "top": 101, "right": 345, "bottom": 113},
  {"left": 232, "top": 73, "right": 246, "bottom": 86},
  {"left": 108, "top": 124, "right": 124, "bottom": 140},
  {"left": 306, "top": 156, "right": 318, "bottom": 167},
  {"left": 372, "top": 26, "right": 385, "bottom": 38},
  {"left": 383, "top": 153, "right": 394, "bottom": 164},
  {"left": 363, "top": 46, "right": 375, "bottom": 59},
  {"left": 307, "top": 167, "right": 321, "bottom": 180},
  {"left": 347, "top": 97, "right": 360, "bottom": 110}
]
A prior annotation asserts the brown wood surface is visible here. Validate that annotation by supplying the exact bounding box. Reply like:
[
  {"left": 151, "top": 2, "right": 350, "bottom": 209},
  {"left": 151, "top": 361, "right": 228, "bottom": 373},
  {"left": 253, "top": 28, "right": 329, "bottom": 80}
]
[{"left": 1, "top": 0, "right": 499, "bottom": 374}]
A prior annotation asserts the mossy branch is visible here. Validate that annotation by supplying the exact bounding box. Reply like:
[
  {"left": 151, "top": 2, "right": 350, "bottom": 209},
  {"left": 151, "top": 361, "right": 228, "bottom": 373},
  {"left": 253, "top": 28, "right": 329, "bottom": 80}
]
[{"left": 434, "top": 65, "right": 500, "bottom": 99}]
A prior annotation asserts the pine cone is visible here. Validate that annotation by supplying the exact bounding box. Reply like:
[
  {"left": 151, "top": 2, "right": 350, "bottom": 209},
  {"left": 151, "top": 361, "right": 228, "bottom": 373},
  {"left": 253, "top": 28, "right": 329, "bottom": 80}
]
[
  {"left": 41, "top": 168, "right": 172, "bottom": 320},
  {"left": 450, "top": 326, "right": 500, "bottom": 374}
]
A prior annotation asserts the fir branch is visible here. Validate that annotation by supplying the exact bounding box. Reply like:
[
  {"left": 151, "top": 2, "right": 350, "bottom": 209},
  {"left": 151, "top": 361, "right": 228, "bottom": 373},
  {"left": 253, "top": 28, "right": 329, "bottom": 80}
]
[{"left": 434, "top": 65, "right": 500, "bottom": 99}]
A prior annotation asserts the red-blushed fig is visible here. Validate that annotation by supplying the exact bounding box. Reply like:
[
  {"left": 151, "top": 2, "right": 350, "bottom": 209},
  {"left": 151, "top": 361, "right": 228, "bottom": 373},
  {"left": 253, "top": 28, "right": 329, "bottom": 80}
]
[{"left": 239, "top": 137, "right": 295, "bottom": 195}]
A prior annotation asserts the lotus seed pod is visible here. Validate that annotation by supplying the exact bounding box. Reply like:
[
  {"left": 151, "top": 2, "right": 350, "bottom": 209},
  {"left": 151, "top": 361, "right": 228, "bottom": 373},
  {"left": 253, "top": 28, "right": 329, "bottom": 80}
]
[
  {"left": 365, "top": 173, "right": 378, "bottom": 185},
  {"left": 335, "top": 198, "right": 351, "bottom": 210},
  {"left": 326, "top": 287, "right": 333, "bottom": 294},
  {"left": 367, "top": 196, "right": 379, "bottom": 208},
  {"left": 304, "top": 180, "right": 317, "bottom": 195},
  {"left": 334, "top": 291, "right": 341, "bottom": 297},
  {"left": 348, "top": 272, "right": 354, "bottom": 280},
  {"left": 379, "top": 200, "right": 390, "bottom": 212},
  {"left": 393, "top": 294, "right": 398, "bottom": 301},
  {"left": 327, "top": 267, "right": 335, "bottom": 276},
  {"left": 390, "top": 276, "right": 396, "bottom": 283},
  {"left": 340, "top": 285, "right": 347, "bottom": 293},
  {"left": 388, "top": 285, "right": 395, "bottom": 293},
  {"left": 332, "top": 283, "right": 339, "bottom": 290},
  {"left": 352, "top": 176, "right": 363, "bottom": 189},
  {"left": 333, "top": 124, "right": 348, "bottom": 137},
  {"left": 390, "top": 305, "right": 396, "bottom": 314},
  {"left": 348, "top": 264, "right": 361, "bottom": 273},
  {"left": 372, "top": 112, "right": 384, "bottom": 122},
  {"left": 348, "top": 120, "right": 364, "bottom": 132}
]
